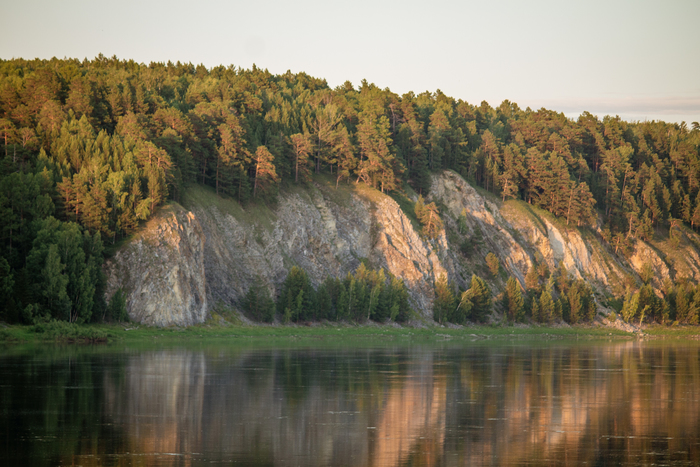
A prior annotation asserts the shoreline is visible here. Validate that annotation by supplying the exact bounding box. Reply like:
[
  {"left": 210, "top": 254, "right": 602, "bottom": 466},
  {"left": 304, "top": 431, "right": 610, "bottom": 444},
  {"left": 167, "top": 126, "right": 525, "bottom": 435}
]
[{"left": 2, "top": 320, "right": 700, "bottom": 345}]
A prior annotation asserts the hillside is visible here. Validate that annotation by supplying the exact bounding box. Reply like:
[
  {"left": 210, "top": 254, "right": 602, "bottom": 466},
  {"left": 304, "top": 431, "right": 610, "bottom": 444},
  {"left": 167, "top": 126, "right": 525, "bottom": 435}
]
[
  {"left": 104, "top": 171, "right": 700, "bottom": 326},
  {"left": 2, "top": 57, "right": 699, "bottom": 326}
]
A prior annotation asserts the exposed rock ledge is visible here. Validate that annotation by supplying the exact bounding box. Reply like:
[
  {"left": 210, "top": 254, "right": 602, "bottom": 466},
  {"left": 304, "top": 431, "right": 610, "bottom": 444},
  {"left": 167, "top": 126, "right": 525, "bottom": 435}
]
[
  {"left": 104, "top": 204, "right": 207, "bottom": 327},
  {"left": 105, "top": 171, "right": 700, "bottom": 327}
]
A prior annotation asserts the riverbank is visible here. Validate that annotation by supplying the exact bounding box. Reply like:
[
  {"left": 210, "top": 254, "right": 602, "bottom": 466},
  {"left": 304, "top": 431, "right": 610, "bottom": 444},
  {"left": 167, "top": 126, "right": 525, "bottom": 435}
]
[{"left": 2, "top": 319, "right": 700, "bottom": 345}]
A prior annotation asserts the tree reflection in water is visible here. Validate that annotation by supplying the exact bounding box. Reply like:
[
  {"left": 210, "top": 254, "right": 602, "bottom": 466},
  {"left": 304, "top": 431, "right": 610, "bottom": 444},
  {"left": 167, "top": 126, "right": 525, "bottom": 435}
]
[{"left": 1, "top": 341, "right": 699, "bottom": 466}]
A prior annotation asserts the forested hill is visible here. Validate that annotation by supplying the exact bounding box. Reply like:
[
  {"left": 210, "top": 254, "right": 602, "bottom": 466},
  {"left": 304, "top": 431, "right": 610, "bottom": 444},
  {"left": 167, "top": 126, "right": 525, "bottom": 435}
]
[{"left": 1, "top": 55, "right": 699, "bottom": 325}]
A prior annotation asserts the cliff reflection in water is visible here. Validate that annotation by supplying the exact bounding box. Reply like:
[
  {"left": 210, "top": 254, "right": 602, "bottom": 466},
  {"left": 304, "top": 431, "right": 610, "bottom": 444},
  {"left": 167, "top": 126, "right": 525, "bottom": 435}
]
[
  {"left": 98, "top": 342, "right": 700, "bottom": 466},
  {"left": 103, "top": 348, "right": 446, "bottom": 465}
]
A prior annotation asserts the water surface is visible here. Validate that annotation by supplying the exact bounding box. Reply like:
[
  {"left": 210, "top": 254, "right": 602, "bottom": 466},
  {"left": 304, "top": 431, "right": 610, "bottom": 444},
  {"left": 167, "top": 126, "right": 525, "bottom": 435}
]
[{"left": 1, "top": 340, "right": 699, "bottom": 466}]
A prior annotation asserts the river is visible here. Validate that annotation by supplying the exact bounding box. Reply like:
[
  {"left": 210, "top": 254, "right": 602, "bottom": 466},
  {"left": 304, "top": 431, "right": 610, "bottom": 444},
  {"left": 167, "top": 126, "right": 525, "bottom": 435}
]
[{"left": 1, "top": 339, "right": 699, "bottom": 465}]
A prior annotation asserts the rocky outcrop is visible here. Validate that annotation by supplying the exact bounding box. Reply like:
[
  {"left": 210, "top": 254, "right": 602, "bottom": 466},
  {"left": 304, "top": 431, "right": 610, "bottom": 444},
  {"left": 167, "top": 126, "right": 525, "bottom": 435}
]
[
  {"left": 189, "top": 183, "right": 447, "bottom": 319},
  {"left": 104, "top": 204, "right": 207, "bottom": 327},
  {"left": 429, "top": 171, "right": 532, "bottom": 287},
  {"left": 429, "top": 171, "right": 680, "bottom": 297},
  {"left": 503, "top": 209, "right": 629, "bottom": 290},
  {"left": 628, "top": 241, "right": 670, "bottom": 288},
  {"left": 191, "top": 187, "right": 371, "bottom": 311},
  {"left": 106, "top": 170, "right": 700, "bottom": 326},
  {"left": 372, "top": 197, "right": 447, "bottom": 312}
]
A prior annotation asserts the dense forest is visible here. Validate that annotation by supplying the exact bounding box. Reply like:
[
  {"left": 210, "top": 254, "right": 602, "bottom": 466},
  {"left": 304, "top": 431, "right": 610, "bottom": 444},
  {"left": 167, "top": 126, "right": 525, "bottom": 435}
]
[{"left": 1, "top": 55, "right": 699, "bottom": 325}]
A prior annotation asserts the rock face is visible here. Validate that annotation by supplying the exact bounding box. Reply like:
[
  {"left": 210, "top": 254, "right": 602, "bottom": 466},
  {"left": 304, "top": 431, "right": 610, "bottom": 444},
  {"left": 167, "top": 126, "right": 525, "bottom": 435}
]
[
  {"left": 189, "top": 183, "right": 446, "bottom": 319},
  {"left": 104, "top": 204, "right": 207, "bottom": 327},
  {"left": 106, "top": 170, "right": 700, "bottom": 326},
  {"left": 429, "top": 171, "right": 533, "bottom": 288},
  {"left": 372, "top": 197, "right": 447, "bottom": 313},
  {"left": 191, "top": 188, "right": 372, "bottom": 311}
]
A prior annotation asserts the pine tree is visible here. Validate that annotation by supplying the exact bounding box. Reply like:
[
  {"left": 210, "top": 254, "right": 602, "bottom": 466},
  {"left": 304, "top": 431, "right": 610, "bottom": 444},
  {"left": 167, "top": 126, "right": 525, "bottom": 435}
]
[
  {"left": 253, "top": 145, "right": 280, "bottom": 198},
  {"left": 567, "top": 286, "right": 582, "bottom": 324},
  {"left": 530, "top": 296, "right": 540, "bottom": 323},
  {"left": 466, "top": 274, "right": 491, "bottom": 322},
  {"left": 621, "top": 290, "right": 640, "bottom": 323},
  {"left": 500, "top": 143, "right": 525, "bottom": 201},
  {"left": 504, "top": 276, "right": 524, "bottom": 322},
  {"left": 454, "top": 290, "right": 473, "bottom": 324},
  {"left": 216, "top": 120, "right": 248, "bottom": 196},
  {"left": 355, "top": 112, "right": 399, "bottom": 192},
  {"left": 334, "top": 127, "right": 356, "bottom": 188},
  {"left": 0, "top": 118, "right": 16, "bottom": 158},
  {"left": 486, "top": 253, "right": 499, "bottom": 277},
  {"left": 415, "top": 195, "right": 443, "bottom": 240},
  {"left": 39, "top": 243, "right": 70, "bottom": 320},
  {"left": 277, "top": 266, "right": 314, "bottom": 322},
  {"left": 316, "top": 280, "right": 333, "bottom": 321},
  {"left": 525, "top": 264, "right": 540, "bottom": 292},
  {"left": 433, "top": 274, "right": 455, "bottom": 324},
  {"left": 554, "top": 299, "right": 563, "bottom": 322},
  {"left": 389, "top": 274, "right": 410, "bottom": 322},
  {"left": 539, "top": 290, "right": 554, "bottom": 324},
  {"left": 288, "top": 133, "right": 312, "bottom": 183},
  {"left": 243, "top": 276, "right": 275, "bottom": 322}
]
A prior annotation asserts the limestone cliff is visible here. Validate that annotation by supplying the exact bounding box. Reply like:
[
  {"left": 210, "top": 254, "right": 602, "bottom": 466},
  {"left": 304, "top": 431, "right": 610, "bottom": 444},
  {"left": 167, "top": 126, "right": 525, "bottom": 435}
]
[
  {"left": 185, "top": 182, "right": 445, "bottom": 318},
  {"left": 104, "top": 204, "right": 207, "bottom": 326},
  {"left": 106, "top": 171, "right": 700, "bottom": 326},
  {"left": 430, "top": 170, "right": 700, "bottom": 298}
]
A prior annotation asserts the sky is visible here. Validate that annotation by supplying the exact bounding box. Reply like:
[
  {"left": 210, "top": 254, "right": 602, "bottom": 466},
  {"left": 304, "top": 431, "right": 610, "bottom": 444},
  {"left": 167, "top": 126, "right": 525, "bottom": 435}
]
[{"left": 1, "top": 0, "right": 699, "bottom": 124}]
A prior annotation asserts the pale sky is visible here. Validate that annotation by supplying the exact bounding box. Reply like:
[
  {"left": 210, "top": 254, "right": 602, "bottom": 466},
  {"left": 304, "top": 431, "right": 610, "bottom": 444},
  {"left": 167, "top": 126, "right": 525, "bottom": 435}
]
[{"left": 1, "top": 0, "right": 699, "bottom": 124}]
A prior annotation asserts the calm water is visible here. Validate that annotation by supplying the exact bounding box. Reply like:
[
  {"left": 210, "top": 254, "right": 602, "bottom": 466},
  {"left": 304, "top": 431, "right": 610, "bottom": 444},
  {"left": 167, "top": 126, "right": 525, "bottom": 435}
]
[{"left": 1, "top": 340, "right": 699, "bottom": 466}]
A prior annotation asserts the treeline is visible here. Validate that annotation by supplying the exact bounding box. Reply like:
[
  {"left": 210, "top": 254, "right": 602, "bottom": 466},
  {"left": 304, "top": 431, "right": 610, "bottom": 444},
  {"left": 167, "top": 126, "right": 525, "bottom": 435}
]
[
  {"left": 1, "top": 55, "right": 699, "bottom": 324},
  {"left": 434, "top": 258, "right": 700, "bottom": 327},
  {"left": 432, "top": 265, "right": 597, "bottom": 326},
  {"left": 618, "top": 273, "right": 700, "bottom": 325},
  {"left": 242, "top": 264, "right": 411, "bottom": 323},
  {"left": 528, "top": 260, "right": 700, "bottom": 326}
]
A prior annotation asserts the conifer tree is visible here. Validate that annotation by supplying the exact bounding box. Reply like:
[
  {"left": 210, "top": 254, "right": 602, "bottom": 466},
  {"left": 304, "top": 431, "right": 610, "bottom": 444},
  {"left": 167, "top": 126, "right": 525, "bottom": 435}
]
[
  {"left": 433, "top": 274, "right": 455, "bottom": 324},
  {"left": 504, "top": 276, "right": 524, "bottom": 322},
  {"left": 454, "top": 290, "right": 473, "bottom": 324},
  {"left": 414, "top": 195, "right": 443, "bottom": 239},
  {"left": 567, "top": 286, "right": 582, "bottom": 324},
  {"left": 500, "top": 143, "right": 525, "bottom": 201},
  {"left": 277, "top": 266, "right": 314, "bottom": 322},
  {"left": 621, "top": 290, "right": 640, "bottom": 323},
  {"left": 531, "top": 297, "right": 540, "bottom": 323},
  {"left": 388, "top": 273, "right": 410, "bottom": 322},
  {"left": 333, "top": 126, "right": 355, "bottom": 188},
  {"left": 288, "top": 133, "right": 312, "bottom": 183},
  {"left": 216, "top": 121, "right": 248, "bottom": 196},
  {"left": 465, "top": 274, "right": 491, "bottom": 322},
  {"left": 486, "top": 252, "right": 499, "bottom": 277},
  {"left": 525, "top": 264, "right": 540, "bottom": 292},
  {"left": 253, "top": 145, "right": 280, "bottom": 198},
  {"left": 243, "top": 276, "right": 275, "bottom": 322},
  {"left": 539, "top": 290, "right": 554, "bottom": 324}
]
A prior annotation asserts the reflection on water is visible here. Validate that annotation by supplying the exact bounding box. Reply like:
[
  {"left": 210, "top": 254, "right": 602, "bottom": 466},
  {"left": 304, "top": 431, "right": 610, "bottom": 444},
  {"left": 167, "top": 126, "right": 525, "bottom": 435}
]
[{"left": 1, "top": 341, "right": 700, "bottom": 466}]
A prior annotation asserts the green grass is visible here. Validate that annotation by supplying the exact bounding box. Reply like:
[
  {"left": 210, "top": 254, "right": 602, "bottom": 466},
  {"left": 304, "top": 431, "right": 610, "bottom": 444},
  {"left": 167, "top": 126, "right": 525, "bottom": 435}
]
[
  {"left": 309, "top": 173, "right": 355, "bottom": 208},
  {"left": 180, "top": 175, "right": 386, "bottom": 236},
  {"left": 641, "top": 324, "right": 700, "bottom": 339},
  {"left": 0, "top": 321, "right": 113, "bottom": 343},
  {"left": 502, "top": 199, "right": 547, "bottom": 233},
  {"left": 0, "top": 320, "right": 667, "bottom": 346},
  {"left": 181, "top": 184, "right": 278, "bottom": 233}
]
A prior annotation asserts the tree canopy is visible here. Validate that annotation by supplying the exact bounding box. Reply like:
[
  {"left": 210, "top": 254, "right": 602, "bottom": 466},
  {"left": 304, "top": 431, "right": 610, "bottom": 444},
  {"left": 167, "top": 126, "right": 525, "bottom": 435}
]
[{"left": 1, "top": 56, "right": 700, "bottom": 324}]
